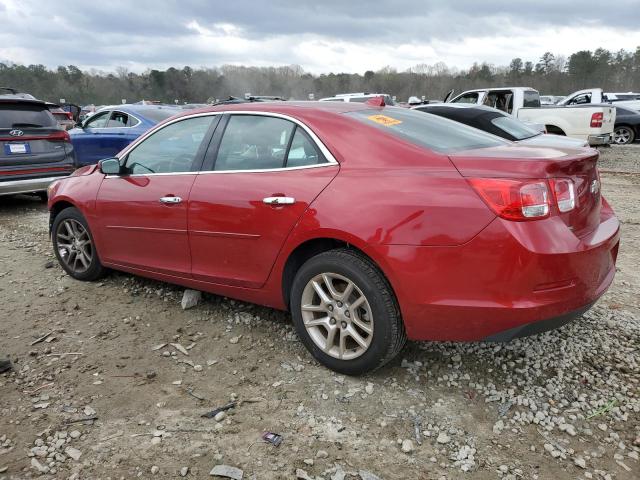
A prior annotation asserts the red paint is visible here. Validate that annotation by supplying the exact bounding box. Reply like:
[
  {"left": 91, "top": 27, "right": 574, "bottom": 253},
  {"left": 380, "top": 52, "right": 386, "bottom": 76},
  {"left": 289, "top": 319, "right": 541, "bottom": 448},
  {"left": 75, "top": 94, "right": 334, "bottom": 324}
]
[{"left": 49, "top": 102, "right": 620, "bottom": 341}]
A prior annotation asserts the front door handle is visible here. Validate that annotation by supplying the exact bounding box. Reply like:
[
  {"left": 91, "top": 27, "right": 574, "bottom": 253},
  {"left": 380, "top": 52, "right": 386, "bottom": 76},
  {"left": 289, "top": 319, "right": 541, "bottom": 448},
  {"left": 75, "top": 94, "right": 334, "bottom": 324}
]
[
  {"left": 159, "top": 196, "right": 182, "bottom": 204},
  {"left": 263, "top": 196, "right": 295, "bottom": 205}
]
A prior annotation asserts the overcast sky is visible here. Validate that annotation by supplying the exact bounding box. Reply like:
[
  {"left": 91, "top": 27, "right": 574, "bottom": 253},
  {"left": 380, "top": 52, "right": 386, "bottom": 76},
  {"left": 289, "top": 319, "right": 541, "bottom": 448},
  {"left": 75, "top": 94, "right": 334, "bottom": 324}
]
[{"left": 1, "top": 0, "right": 640, "bottom": 74}]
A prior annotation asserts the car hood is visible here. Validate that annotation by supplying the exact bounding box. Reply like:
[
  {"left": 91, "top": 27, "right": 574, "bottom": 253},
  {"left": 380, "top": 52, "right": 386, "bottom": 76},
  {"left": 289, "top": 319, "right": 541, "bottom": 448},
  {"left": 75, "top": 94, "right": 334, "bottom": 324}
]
[{"left": 518, "top": 133, "right": 590, "bottom": 149}]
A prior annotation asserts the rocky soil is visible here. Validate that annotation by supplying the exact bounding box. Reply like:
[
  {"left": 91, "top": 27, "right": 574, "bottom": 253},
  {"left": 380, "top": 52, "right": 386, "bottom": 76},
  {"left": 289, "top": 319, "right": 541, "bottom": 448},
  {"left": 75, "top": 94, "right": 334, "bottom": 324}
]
[{"left": 0, "top": 145, "right": 638, "bottom": 479}]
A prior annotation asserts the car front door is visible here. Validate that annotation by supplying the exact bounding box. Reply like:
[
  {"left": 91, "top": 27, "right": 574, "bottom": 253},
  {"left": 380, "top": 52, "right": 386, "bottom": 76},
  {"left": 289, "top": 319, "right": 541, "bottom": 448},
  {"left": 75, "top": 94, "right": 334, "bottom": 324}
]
[
  {"left": 188, "top": 113, "right": 339, "bottom": 288},
  {"left": 72, "top": 111, "right": 114, "bottom": 166},
  {"left": 94, "top": 114, "right": 219, "bottom": 277},
  {"left": 101, "top": 110, "right": 141, "bottom": 152}
]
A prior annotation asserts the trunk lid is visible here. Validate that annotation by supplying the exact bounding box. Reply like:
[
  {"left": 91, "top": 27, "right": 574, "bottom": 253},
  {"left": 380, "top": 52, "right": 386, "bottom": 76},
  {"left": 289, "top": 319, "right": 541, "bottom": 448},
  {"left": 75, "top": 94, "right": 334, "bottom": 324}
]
[{"left": 449, "top": 144, "right": 601, "bottom": 238}]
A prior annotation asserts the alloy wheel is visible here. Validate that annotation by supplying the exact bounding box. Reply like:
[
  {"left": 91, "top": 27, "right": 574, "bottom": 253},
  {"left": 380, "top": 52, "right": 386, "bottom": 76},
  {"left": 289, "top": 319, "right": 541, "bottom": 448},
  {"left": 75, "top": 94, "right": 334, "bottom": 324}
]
[
  {"left": 614, "top": 127, "right": 632, "bottom": 145},
  {"left": 56, "top": 219, "right": 93, "bottom": 274},
  {"left": 300, "top": 272, "right": 374, "bottom": 360}
]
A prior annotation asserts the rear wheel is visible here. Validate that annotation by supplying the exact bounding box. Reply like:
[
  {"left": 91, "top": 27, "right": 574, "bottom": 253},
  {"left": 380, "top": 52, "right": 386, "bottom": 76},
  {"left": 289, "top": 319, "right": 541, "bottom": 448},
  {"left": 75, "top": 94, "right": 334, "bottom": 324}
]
[
  {"left": 52, "top": 207, "right": 105, "bottom": 281},
  {"left": 290, "top": 248, "right": 406, "bottom": 375},
  {"left": 613, "top": 126, "right": 635, "bottom": 145}
]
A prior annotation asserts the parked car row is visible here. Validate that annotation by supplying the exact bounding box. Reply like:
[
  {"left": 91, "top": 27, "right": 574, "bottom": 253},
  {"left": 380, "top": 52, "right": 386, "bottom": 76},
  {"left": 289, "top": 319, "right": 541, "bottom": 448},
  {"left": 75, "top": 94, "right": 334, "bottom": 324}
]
[
  {"left": 45, "top": 99, "right": 620, "bottom": 374},
  {"left": 4, "top": 83, "right": 640, "bottom": 200}
]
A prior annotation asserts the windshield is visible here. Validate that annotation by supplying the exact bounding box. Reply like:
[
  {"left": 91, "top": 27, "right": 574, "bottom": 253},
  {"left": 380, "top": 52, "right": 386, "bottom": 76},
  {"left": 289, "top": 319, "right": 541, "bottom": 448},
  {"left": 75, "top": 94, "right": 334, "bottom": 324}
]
[
  {"left": 490, "top": 116, "right": 539, "bottom": 140},
  {"left": 346, "top": 108, "right": 506, "bottom": 153}
]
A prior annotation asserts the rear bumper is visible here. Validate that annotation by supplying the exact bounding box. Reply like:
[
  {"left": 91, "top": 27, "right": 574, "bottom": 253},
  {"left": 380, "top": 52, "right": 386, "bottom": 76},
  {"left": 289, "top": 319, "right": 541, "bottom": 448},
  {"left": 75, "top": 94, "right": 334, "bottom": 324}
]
[
  {"left": 373, "top": 205, "right": 620, "bottom": 342},
  {"left": 482, "top": 302, "right": 594, "bottom": 341},
  {"left": 587, "top": 133, "right": 612, "bottom": 146},
  {"left": 0, "top": 176, "right": 68, "bottom": 196}
]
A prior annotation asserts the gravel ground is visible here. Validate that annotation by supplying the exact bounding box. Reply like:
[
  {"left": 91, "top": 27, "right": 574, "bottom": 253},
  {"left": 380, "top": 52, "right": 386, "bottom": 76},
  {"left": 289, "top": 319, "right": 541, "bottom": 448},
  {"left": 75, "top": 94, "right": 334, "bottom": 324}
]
[{"left": 0, "top": 145, "right": 638, "bottom": 480}]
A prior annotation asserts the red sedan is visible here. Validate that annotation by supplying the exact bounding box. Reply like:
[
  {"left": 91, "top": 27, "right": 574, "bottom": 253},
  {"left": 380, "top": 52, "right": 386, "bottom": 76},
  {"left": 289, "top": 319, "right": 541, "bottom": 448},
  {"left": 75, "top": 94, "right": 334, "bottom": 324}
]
[{"left": 47, "top": 101, "right": 620, "bottom": 374}]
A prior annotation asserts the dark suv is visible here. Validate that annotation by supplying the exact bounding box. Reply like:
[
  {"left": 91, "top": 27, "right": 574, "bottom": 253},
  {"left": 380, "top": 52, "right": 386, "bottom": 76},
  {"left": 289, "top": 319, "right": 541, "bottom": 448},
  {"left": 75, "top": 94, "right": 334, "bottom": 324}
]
[{"left": 1, "top": 90, "right": 76, "bottom": 198}]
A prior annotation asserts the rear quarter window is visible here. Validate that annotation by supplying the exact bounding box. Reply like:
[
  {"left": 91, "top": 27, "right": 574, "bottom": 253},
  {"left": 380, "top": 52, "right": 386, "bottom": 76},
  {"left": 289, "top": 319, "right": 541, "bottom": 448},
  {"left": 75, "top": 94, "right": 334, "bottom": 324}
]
[
  {"left": 346, "top": 108, "right": 506, "bottom": 153},
  {"left": 523, "top": 90, "right": 541, "bottom": 108},
  {"left": 0, "top": 102, "right": 56, "bottom": 128}
]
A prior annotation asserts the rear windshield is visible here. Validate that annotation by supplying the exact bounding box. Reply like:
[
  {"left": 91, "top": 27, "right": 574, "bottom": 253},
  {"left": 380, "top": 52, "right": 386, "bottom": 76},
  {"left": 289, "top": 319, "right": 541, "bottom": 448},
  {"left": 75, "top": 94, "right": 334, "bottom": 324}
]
[
  {"left": 138, "top": 108, "right": 181, "bottom": 123},
  {"left": 490, "top": 116, "right": 539, "bottom": 140},
  {"left": 346, "top": 108, "right": 506, "bottom": 153},
  {"left": 0, "top": 102, "right": 56, "bottom": 128}
]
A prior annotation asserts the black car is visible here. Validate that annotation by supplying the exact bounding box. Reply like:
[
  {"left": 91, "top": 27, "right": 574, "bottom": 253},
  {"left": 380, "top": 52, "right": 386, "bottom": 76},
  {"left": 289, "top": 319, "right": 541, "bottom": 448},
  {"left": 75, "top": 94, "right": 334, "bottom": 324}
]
[
  {"left": 413, "top": 103, "right": 588, "bottom": 148},
  {"left": 613, "top": 106, "right": 640, "bottom": 145},
  {"left": 1, "top": 92, "right": 76, "bottom": 198}
]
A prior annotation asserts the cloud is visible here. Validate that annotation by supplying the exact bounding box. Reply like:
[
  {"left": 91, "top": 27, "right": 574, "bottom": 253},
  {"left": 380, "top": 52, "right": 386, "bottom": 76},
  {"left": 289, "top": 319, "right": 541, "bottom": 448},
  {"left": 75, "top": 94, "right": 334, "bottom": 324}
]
[{"left": 0, "top": 0, "right": 639, "bottom": 73}]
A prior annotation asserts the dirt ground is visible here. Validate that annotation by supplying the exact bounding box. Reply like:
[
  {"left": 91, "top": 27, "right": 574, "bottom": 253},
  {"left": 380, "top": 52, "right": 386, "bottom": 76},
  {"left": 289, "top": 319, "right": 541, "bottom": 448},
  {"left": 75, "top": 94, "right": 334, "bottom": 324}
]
[{"left": 0, "top": 145, "right": 638, "bottom": 480}]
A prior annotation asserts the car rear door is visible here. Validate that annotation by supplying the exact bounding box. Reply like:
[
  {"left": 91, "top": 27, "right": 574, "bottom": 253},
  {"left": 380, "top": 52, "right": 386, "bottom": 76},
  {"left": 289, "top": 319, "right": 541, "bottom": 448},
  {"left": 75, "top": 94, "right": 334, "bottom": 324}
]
[
  {"left": 189, "top": 113, "right": 339, "bottom": 288},
  {"left": 188, "top": 113, "right": 339, "bottom": 288},
  {"left": 94, "top": 114, "right": 219, "bottom": 277},
  {"left": 0, "top": 101, "right": 74, "bottom": 181}
]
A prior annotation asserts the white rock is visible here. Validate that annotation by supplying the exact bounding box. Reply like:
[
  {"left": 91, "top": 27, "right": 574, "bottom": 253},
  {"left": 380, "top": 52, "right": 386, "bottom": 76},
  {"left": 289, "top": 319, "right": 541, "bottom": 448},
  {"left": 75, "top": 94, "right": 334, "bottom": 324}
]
[
  {"left": 365, "top": 383, "right": 374, "bottom": 395},
  {"left": 64, "top": 447, "right": 82, "bottom": 461},
  {"left": 31, "top": 458, "right": 48, "bottom": 473},
  {"left": 436, "top": 432, "right": 451, "bottom": 444},
  {"left": 214, "top": 411, "right": 226, "bottom": 422},
  {"left": 69, "top": 430, "right": 81, "bottom": 439},
  {"left": 401, "top": 439, "right": 414, "bottom": 453},
  {"left": 574, "top": 456, "right": 587, "bottom": 469},
  {"left": 180, "top": 466, "right": 189, "bottom": 476},
  {"left": 209, "top": 464, "right": 243, "bottom": 479},
  {"left": 181, "top": 289, "right": 201, "bottom": 309},
  {"left": 151, "top": 465, "right": 159, "bottom": 474},
  {"left": 316, "top": 449, "right": 329, "bottom": 459}
]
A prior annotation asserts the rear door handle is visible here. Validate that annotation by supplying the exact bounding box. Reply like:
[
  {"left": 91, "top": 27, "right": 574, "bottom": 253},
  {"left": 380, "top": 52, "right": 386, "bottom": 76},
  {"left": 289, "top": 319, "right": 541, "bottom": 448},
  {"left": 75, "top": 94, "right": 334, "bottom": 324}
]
[
  {"left": 160, "top": 196, "right": 182, "bottom": 204},
  {"left": 263, "top": 196, "right": 295, "bottom": 205}
]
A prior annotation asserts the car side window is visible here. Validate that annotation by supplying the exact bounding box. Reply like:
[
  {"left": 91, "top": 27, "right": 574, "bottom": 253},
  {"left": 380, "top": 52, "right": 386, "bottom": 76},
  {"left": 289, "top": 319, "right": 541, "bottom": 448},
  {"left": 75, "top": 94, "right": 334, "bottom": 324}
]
[
  {"left": 452, "top": 93, "right": 479, "bottom": 104},
  {"left": 124, "top": 116, "right": 214, "bottom": 174},
  {"left": 286, "top": 127, "right": 326, "bottom": 167},
  {"left": 108, "top": 111, "right": 129, "bottom": 128},
  {"left": 84, "top": 111, "right": 110, "bottom": 128},
  {"left": 214, "top": 115, "right": 295, "bottom": 171}
]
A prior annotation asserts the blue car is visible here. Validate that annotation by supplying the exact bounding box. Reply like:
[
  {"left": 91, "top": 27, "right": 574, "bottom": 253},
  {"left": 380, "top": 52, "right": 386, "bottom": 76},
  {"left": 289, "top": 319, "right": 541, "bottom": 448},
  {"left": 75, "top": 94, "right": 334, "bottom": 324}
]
[{"left": 70, "top": 105, "right": 181, "bottom": 166}]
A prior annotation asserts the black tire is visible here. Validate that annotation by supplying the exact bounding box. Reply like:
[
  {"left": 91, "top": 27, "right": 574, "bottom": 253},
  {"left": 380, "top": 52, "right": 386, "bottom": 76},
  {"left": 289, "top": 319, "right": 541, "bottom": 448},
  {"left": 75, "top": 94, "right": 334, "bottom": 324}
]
[
  {"left": 290, "top": 248, "right": 406, "bottom": 375},
  {"left": 51, "top": 207, "right": 106, "bottom": 281},
  {"left": 614, "top": 125, "right": 635, "bottom": 145}
]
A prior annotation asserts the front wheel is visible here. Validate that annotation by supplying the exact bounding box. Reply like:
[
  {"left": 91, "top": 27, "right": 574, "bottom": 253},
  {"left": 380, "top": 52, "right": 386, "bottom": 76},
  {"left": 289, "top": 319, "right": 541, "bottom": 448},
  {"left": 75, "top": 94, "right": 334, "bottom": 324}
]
[
  {"left": 613, "top": 126, "right": 635, "bottom": 145},
  {"left": 51, "top": 207, "right": 106, "bottom": 281},
  {"left": 290, "top": 248, "right": 406, "bottom": 375}
]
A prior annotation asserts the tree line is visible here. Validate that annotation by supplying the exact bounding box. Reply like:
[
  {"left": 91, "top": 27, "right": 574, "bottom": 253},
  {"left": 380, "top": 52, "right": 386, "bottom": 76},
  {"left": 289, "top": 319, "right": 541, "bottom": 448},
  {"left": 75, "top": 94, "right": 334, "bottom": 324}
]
[{"left": 1, "top": 47, "right": 639, "bottom": 105}]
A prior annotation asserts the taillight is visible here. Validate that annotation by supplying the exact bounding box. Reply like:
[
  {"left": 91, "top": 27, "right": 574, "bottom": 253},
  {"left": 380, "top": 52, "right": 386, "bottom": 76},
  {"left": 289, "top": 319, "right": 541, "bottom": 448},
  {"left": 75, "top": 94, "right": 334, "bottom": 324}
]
[
  {"left": 590, "top": 112, "right": 603, "bottom": 128},
  {"left": 65, "top": 111, "right": 73, "bottom": 120},
  {"left": 468, "top": 178, "right": 550, "bottom": 221},
  {"left": 48, "top": 130, "right": 71, "bottom": 142},
  {"left": 549, "top": 178, "right": 576, "bottom": 212}
]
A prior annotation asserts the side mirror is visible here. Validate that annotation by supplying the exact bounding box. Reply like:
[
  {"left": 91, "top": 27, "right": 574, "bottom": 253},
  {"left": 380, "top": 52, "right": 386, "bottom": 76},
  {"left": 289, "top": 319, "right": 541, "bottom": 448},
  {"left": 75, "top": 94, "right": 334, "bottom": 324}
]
[{"left": 99, "top": 158, "right": 122, "bottom": 175}]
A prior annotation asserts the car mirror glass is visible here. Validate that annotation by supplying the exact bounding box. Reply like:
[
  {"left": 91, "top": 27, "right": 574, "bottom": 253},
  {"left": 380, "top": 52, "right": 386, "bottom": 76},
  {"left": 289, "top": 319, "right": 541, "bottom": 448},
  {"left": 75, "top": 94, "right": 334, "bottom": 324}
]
[{"left": 99, "top": 158, "right": 122, "bottom": 175}]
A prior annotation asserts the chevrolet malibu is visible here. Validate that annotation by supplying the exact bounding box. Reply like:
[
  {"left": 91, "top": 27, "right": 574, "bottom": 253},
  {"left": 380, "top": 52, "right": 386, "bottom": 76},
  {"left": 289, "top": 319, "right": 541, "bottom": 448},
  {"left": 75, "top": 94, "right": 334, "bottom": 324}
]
[{"left": 47, "top": 101, "right": 620, "bottom": 375}]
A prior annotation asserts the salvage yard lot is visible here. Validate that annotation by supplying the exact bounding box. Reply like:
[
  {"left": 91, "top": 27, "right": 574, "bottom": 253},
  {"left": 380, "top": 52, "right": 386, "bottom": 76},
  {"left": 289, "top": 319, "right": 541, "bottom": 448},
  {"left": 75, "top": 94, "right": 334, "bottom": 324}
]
[{"left": 0, "top": 146, "right": 639, "bottom": 479}]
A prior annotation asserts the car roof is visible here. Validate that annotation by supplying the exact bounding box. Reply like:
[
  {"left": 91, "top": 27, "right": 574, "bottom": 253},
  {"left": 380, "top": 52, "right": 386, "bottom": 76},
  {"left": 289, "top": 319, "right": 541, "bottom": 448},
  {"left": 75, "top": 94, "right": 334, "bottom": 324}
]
[
  {"left": 96, "top": 104, "right": 182, "bottom": 115},
  {"left": 0, "top": 95, "right": 46, "bottom": 106},
  {"left": 180, "top": 101, "right": 375, "bottom": 119}
]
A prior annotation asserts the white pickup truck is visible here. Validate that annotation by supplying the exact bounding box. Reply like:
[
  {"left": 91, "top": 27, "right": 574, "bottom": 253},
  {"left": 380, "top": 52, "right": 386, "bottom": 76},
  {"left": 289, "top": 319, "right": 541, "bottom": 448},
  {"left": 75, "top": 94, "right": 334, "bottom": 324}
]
[
  {"left": 557, "top": 88, "right": 640, "bottom": 111},
  {"left": 446, "top": 87, "right": 615, "bottom": 146}
]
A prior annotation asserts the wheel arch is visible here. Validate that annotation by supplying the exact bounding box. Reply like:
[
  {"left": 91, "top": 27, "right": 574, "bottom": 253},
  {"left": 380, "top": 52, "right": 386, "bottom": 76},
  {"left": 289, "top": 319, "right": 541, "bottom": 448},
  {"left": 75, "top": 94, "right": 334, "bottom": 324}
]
[
  {"left": 280, "top": 235, "right": 399, "bottom": 311},
  {"left": 49, "top": 199, "right": 79, "bottom": 236}
]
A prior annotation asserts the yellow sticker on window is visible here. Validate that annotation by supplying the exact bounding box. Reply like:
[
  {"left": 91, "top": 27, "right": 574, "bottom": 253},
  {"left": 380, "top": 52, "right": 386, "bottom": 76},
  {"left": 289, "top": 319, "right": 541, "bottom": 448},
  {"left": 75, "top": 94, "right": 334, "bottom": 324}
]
[{"left": 367, "top": 114, "right": 402, "bottom": 127}]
